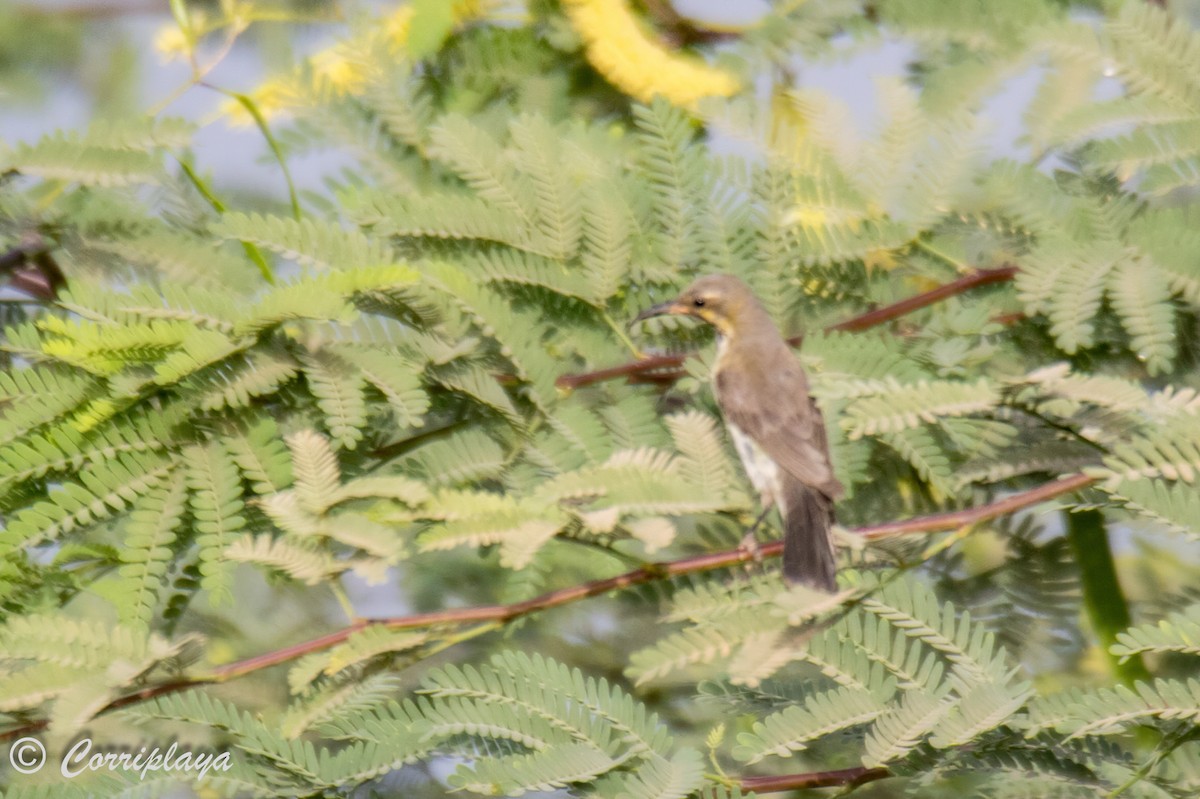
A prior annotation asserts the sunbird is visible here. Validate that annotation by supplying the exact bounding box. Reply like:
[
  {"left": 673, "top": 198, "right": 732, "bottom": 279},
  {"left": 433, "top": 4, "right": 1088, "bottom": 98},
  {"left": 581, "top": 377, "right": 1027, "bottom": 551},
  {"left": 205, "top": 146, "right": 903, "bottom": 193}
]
[{"left": 634, "top": 274, "right": 842, "bottom": 591}]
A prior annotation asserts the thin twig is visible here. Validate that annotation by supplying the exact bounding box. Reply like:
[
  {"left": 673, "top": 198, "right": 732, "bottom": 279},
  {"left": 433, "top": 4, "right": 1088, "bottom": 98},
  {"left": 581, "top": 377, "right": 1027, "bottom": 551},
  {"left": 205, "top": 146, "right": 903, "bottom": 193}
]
[
  {"left": 556, "top": 265, "right": 1019, "bottom": 391},
  {"left": 0, "top": 472, "right": 1094, "bottom": 744},
  {"left": 639, "top": 0, "right": 742, "bottom": 46},
  {"left": 212, "top": 473, "right": 1095, "bottom": 674},
  {"left": 740, "top": 765, "right": 890, "bottom": 793},
  {"left": 857, "top": 473, "right": 1094, "bottom": 540},
  {"left": 826, "top": 265, "right": 1018, "bottom": 333},
  {"left": 0, "top": 237, "right": 65, "bottom": 301}
]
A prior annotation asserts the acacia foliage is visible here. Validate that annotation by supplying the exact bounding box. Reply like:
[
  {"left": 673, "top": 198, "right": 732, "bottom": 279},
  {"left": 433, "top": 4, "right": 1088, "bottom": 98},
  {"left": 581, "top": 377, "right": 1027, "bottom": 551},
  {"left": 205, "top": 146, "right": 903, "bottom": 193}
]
[{"left": 1, "top": 0, "right": 1200, "bottom": 797}]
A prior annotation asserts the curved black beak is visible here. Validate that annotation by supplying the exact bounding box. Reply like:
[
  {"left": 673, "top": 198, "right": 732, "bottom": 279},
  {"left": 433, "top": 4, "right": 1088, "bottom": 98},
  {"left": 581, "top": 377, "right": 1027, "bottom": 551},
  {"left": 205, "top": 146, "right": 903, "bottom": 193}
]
[{"left": 630, "top": 301, "right": 678, "bottom": 328}]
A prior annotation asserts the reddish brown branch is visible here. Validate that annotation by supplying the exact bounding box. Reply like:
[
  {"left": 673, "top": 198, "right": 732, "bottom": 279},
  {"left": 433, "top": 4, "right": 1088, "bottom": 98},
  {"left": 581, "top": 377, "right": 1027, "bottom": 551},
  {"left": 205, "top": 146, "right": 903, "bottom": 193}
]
[
  {"left": 858, "top": 472, "right": 1095, "bottom": 540},
  {"left": 1, "top": 235, "right": 65, "bottom": 301},
  {"left": 741, "top": 766, "right": 890, "bottom": 793},
  {"left": 556, "top": 265, "right": 1019, "bottom": 391},
  {"left": 639, "top": 0, "right": 741, "bottom": 46},
  {"left": 826, "top": 265, "right": 1018, "bottom": 333},
  {"left": 224, "top": 475, "right": 1096, "bottom": 679},
  {"left": 0, "top": 471, "right": 1092, "bottom": 745}
]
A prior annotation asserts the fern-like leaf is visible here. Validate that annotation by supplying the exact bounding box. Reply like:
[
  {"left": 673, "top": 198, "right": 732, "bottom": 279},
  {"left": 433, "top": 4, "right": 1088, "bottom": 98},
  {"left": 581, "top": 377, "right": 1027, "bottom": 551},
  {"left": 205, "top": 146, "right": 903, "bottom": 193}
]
[
  {"left": 184, "top": 442, "right": 246, "bottom": 604},
  {"left": 1111, "top": 604, "right": 1200, "bottom": 661},
  {"left": 734, "top": 685, "right": 890, "bottom": 763}
]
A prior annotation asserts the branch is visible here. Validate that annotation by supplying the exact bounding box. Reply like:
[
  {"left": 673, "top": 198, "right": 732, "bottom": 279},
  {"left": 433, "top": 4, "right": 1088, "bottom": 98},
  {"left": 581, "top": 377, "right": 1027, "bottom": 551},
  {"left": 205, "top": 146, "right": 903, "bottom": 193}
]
[
  {"left": 0, "top": 472, "right": 1093, "bottom": 744},
  {"left": 825, "top": 265, "right": 1018, "bottom": 333},
  {"left": 218, "top": 475, "right": 1094, "bottom": 678},
  {"left": 857, "top": 473, "right": 1094, "bottom": 540},
  {"left": 556, "top": 265, "right": 1018, "bottom": 391},
  {"left": 740, "top": 766, "right": 890, "bottom": 793},
  {"left": 0, "top": 235, "right": 65, "bottom": 301},
  {"left": 639, "top": 0, "right": 742, "bottom": 47}
]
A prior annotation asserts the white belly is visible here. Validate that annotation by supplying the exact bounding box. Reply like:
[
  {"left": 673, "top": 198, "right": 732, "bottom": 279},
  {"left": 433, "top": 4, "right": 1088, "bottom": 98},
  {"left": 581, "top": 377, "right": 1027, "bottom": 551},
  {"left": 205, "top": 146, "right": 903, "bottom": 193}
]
[
  {"left": 715, "top": 336, "right": 783, "bottom": 507},
  {"left": 727, "top": 422, "right": 781, "bottom": 507}
]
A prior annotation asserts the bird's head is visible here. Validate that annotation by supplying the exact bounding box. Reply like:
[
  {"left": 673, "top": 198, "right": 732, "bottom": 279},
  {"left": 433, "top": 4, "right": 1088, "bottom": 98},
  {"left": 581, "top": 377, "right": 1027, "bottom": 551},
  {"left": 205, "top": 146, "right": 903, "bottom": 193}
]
[{"left": 632, "top": 274, "right": 762, "bottom": 337}]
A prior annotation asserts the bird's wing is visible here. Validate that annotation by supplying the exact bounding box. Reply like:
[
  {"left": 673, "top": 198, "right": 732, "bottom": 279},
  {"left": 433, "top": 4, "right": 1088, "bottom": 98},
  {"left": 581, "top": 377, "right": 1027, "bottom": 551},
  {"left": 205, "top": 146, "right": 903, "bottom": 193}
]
[{"left": 715, "top": 357, "right": 844, "bottom": 499}]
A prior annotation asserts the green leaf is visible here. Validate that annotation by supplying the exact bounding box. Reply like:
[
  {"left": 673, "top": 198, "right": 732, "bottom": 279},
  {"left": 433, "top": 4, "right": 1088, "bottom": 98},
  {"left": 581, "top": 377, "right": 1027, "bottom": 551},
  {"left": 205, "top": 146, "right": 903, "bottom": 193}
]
[
  {"left": 1112, "top": 604, "right": 1200, "bottom": 661},
  {"left": 185, "top": 442, "right": 246, "bottom": 605},
  {"left": 111, "top": 474, "right": 187, "bottom": 629},
  {"left": 734, "top": 686, "right": 888, "bottom": 763},
  {"left": 408, "top": 0, "right": 456, "bottom": 59}
]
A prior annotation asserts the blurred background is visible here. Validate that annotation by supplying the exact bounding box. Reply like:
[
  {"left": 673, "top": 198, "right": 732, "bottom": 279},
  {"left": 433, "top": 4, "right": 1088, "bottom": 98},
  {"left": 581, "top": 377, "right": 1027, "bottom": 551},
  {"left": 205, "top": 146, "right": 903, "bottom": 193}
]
[{"left": 3, "top": 0, "right": 1068, "bottom": 196}]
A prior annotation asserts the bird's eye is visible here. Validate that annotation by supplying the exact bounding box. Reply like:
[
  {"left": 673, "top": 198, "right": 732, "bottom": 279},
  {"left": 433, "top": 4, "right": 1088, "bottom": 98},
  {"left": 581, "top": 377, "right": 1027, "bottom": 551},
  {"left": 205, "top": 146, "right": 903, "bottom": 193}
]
[{"left": 693, "top": 298, "right": 706, "bottom": 308}]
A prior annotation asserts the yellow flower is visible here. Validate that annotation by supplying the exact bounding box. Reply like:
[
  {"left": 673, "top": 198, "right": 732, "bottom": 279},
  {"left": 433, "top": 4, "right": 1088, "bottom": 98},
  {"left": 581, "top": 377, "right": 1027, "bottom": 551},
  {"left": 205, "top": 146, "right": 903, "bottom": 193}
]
[
  {"left": 562, "top": 0, "right": 740, "bottom": 110},
  {"left": 382, "top": 5, "right": 416, "bottom": 48},
  {"left": 785, "top": 207, "right": 830, "bottom": 229},
  {"left": 220, "top": 80, "right": 292, "bottom": 127},
  {"left": 153, "top": 24, "right": 191, "bottom": 63},
  {"left": 222, "top": 1, "right": 491, "bottom": 128},
  {"left": 311, "top": 49, "right": 367, "bottom": 94}
]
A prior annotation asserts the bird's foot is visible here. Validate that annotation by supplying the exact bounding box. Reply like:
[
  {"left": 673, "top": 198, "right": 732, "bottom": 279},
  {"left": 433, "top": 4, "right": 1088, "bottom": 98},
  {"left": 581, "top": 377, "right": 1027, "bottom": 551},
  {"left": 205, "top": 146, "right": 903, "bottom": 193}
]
[
  {"left": 738, "top": 529, "right": 764, "bottom": 564},
  {"left": 738, "top": 506, "right": 772, "bottom": 565}
]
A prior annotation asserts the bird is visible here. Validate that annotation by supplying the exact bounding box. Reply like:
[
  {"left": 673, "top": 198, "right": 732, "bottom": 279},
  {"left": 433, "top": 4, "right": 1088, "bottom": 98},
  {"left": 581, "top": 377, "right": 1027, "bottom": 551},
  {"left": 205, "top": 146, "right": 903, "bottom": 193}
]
[{"left": 633, "top": 274, "right": 843, "bottom": 591}]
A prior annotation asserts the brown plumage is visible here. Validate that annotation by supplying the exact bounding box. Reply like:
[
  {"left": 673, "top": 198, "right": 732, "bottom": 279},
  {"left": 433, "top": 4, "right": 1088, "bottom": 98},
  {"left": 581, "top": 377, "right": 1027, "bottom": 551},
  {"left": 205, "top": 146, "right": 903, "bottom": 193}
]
[{"left": 634, "top": 274, "right": 843, "bottom": 591}]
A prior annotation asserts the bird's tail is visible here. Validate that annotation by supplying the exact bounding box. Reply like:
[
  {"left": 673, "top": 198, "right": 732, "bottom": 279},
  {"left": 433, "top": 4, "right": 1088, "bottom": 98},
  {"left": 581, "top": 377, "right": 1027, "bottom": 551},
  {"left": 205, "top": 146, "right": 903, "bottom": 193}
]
[{"left": 779, "top": 479, "right": 837, "bottom": 592}]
